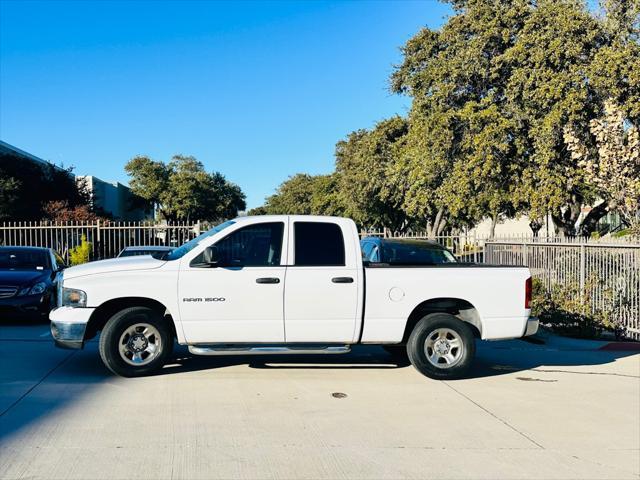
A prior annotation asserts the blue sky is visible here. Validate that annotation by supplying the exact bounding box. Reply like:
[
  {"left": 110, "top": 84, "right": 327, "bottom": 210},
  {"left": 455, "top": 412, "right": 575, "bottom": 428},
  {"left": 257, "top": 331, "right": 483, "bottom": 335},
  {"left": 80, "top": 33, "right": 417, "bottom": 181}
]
[{"left": 0, "top": 0, "right": 451, "bottom": 209}]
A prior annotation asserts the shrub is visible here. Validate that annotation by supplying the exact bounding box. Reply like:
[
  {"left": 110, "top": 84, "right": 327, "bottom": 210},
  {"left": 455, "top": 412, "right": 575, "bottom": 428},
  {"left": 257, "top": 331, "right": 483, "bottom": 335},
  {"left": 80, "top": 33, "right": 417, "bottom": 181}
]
[
  {"left": 69, "top": 235, "right": 92, "bottom": 266},
  {"left": 531, "top": 277, "right": 625, "bottom": 339}
]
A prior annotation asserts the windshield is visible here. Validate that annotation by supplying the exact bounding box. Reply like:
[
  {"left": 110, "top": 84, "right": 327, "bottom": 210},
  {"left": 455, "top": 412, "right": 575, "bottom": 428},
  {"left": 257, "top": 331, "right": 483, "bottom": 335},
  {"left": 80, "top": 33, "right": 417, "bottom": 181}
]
[
  {"left": 0, "top": 249, "right": 51, "bottom": 270},
  {"left": 163, "top": 220, "right": 236, "bottom": 261},
  {"left": 381, "top": 242, "right": 457, "bottom": 265},
  {"left": 123, "top": 250, "right": 162, "bottom": 258}
]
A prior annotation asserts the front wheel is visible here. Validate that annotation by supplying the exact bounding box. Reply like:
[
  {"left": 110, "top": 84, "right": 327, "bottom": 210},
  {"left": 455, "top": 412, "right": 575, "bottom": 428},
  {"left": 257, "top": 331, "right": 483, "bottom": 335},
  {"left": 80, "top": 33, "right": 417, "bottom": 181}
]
[
  {"left": 407, "top": 313, "right": 475, "bottom": 380},
  {"left": 99, "top": 306, "right": 173, "bottom": 377}
]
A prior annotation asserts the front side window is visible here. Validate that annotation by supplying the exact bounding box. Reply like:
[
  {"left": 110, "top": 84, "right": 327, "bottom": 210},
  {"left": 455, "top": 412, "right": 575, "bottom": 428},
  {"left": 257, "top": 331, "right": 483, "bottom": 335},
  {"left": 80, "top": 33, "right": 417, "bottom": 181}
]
[
  {"left": 165, "top": 220, "right": 235, "bottom": 261},
  {"left": 208, "top": 222, "right": 284, "bottom": 267},
  {"left": 294, "top": 222, "right": 345, "bottom": 266}
]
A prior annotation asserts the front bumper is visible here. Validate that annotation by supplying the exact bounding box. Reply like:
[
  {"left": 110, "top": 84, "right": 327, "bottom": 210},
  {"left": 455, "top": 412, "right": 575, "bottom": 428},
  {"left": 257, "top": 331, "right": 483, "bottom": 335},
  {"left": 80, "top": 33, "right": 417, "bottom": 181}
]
[
  {"left": 49, "top": 306, "right": 95, "bottom": 349},
  {"left": 523, "top": 316, "right": 539, "bottom": 337},
  {"left": 0, "top": 294, "right": 49, "bottom": 319}
]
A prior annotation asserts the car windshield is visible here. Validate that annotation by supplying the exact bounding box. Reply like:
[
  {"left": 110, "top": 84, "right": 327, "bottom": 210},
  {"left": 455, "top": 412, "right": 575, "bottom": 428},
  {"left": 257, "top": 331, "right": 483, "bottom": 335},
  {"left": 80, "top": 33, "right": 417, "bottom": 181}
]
[
  {"left": 163, "top": 220, "right": 236, "bottom": 261},
  {"left": 0, "top": 249, "right": 50, "bottom": 270},
  {"left": 381, "top": 241, "right": 457, "bottom": 265},
  {"left": 121, "top": 250, "right": 162, "bottom": 258}
]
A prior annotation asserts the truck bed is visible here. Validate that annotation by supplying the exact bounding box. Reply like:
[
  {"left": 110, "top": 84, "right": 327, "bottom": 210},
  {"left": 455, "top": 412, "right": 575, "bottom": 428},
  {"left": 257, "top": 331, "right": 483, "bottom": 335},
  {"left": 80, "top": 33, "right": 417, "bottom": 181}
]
[{"left": 361, "top": 264, "right": 531, "bottom": 343}]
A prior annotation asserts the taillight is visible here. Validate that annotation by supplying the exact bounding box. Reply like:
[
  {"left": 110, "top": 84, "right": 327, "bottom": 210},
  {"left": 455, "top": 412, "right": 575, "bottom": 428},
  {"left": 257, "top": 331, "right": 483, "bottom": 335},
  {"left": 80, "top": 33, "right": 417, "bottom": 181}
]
[{"left": 525, "top": 277, "right": 532, "bottom": 309}]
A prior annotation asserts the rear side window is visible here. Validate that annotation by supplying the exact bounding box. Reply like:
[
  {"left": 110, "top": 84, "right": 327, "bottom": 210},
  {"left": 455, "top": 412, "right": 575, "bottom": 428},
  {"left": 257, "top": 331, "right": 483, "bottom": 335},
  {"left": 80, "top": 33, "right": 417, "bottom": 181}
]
[{"left": 294, "top": 222, "right": 345, "bottom": 266}]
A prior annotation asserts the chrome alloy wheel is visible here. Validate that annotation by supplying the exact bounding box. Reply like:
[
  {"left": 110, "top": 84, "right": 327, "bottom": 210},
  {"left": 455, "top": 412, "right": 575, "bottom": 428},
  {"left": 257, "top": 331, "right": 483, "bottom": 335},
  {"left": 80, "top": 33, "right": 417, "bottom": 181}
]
[
  {"left": 424, "top": 328, "right": 464, "bottom": 369},
  {"left": 118, "top": 323, "right": 162, "bottom": 366}
]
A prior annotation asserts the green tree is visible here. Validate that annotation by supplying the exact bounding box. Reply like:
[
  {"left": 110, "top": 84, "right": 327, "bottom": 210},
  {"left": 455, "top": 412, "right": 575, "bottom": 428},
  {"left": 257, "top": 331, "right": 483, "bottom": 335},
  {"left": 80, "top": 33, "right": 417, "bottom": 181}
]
[
  {"left": 503, "top": 0, "right": 608, "bottom": 236},
  {"left": 590, "top": 0, "right": 640, "bottom": 124},
  {"left": 254, "top": 173, "right": 345, "bottom": 216},
  {"left": 391, "top": 0, "right": 530, "bottom": 236},
  {"left": 564, "top": 101, "right": 640, "bottom": 234},
  {"left": 439, "top": 102, "right": 520, "bottom": 237},
  {"left": 124, "top": 156, "right": 171, "bottom": 218},
  {"left": 254, "top": 0, "right": 638, "bottom": 237},
  {"left": 258, "top": 174, "right": 316, "bottom": 215},
  {"left": 125, "top": 155, "right": 246, "bottom": 222},
  {"left": 336, "top": 117, "right": 411, "bottom": 232},
  {"left": 0, "top": 176, "right": 21, "bottom": 222},
  {"left": 0, "top": 155, "right": 89, "bottom": 221}
]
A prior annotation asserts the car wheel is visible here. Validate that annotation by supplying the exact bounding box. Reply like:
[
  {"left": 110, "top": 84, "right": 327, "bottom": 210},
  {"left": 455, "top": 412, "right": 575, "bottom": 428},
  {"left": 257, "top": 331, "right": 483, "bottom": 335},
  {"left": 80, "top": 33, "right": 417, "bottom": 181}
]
[
  {"left": 407, "top": 313, "right": 475, "bottom": 380},
  {"left": 99, "top": 306, "right": 173, "bottom": 377}
]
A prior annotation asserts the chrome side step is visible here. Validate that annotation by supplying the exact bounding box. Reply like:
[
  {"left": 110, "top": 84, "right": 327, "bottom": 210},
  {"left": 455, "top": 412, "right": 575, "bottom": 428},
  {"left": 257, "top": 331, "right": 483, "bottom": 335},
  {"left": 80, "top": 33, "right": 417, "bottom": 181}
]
[{"left": 188, "top": 345, "right": 351, "bottom": 356}]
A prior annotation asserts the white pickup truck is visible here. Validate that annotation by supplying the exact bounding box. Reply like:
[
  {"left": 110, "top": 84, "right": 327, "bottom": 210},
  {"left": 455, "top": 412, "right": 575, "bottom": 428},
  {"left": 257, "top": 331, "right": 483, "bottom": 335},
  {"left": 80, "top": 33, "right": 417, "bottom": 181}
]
[{"left": 50, "top": 215, "right": 537, "bottom": 379}]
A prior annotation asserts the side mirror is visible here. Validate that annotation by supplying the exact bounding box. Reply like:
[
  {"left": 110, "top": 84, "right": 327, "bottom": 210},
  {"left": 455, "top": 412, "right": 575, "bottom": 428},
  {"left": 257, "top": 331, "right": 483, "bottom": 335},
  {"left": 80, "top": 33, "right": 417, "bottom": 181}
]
[{"left": 202, "top": 246, "right": 219, "bottom": 266}]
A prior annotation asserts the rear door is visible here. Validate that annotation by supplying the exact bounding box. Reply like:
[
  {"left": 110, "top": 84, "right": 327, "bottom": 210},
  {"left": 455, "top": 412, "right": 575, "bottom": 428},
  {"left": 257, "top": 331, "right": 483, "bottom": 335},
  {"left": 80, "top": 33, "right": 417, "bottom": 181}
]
[{"left": 283, "top": 220, "right": 360, "bottom": 343}]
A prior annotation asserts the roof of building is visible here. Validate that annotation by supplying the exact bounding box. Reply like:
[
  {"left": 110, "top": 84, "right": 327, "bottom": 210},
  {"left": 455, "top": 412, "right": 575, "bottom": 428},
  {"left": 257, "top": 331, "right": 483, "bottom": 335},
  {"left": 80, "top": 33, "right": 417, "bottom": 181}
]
[{"left": 0, "top": 140, "right": 70, "bottom": 174}]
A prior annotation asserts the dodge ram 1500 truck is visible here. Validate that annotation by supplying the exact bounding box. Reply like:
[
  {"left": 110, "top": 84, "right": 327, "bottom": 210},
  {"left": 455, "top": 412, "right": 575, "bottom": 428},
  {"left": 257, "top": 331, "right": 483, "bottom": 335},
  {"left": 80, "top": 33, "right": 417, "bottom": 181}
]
[{"left": 50, "top": 215, "right": 538, "bottom": 379}]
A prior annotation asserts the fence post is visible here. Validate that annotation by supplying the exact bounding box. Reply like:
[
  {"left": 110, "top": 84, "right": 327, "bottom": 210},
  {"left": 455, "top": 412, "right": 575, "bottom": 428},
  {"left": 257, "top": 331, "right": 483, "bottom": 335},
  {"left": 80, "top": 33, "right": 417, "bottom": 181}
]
[
  {"left": 522, "top": 242, "right": 528, "bottom": 266},
  {"left": 579, "top": 243, "right": 586, "bottom": 301},
  {"left": 96, "top": 219, "right": 102, "bottom": 260},
  {"left": 473, "top": 233, "right": 478, "bottom": 263}
]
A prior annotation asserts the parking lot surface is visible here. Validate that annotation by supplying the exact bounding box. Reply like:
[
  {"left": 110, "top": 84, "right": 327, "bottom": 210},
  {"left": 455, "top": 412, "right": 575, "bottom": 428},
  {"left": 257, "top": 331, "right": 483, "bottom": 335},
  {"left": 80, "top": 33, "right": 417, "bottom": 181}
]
[{"left": 0, "top": 323, "right": 638, "bottom": 480}]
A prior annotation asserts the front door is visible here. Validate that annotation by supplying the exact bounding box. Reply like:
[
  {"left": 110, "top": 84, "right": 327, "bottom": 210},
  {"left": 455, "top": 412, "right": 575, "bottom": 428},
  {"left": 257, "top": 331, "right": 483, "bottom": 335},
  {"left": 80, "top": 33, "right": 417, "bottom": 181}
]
[{"left": 179, "top": 221, "right": 287, "bottom": 344}]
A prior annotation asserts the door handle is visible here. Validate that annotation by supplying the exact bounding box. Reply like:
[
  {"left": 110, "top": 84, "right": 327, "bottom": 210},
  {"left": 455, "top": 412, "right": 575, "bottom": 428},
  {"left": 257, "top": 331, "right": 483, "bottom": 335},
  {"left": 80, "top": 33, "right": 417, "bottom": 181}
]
[
  {"left": 331, "top": 277, "right": 354, "bottom": 284},
  {"left": 256, "top": 277, "right": 280, "bottom": 284}
]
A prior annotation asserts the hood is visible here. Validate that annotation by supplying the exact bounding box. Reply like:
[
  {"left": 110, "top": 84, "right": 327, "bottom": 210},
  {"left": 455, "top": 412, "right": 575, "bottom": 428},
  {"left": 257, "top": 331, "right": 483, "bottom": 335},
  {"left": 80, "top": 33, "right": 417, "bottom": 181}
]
[
  {"left": 63, "top": 256, "right": 166, "bottom": 280},
  {"left": 0, "top": 269, "right": 50, "bottom": 286}
]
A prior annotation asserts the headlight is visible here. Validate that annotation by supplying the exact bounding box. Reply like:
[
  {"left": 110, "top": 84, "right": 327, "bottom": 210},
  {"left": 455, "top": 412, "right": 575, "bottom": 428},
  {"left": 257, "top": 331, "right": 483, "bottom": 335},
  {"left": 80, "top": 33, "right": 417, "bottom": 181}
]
[
  {"left": 29, "top": 282, "right": 47, "bottom": 295},
  {"left": 17, "top": 282, "right": 47, "bottom": 296},
  {"left": 61, "top": 287, "right": 87, "bottom": 307}
]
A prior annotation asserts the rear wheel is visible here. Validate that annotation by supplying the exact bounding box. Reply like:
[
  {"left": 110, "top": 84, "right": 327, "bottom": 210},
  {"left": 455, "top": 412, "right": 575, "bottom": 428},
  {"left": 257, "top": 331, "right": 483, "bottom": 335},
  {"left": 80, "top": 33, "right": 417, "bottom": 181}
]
[
  {"left": 407, "top": 313, "right": 475, "bottom": 380},
  {"left": 99, "top": 306, "right": 173, "bottom": 377}
]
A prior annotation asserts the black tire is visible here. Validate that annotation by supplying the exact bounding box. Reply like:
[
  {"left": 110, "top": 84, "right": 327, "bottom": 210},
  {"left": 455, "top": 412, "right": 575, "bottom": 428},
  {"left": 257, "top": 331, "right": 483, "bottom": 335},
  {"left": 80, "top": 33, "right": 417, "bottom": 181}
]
[
  {"left": 99, "top": 306, "right": 173, "bottom": 377},
  {"left": 407, "top": 313, "right": 475, "bottom": 380}
]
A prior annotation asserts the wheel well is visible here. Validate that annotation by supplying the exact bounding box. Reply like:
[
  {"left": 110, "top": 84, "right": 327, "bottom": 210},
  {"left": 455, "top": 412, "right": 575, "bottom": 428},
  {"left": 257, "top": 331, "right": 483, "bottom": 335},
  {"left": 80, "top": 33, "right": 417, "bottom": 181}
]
[
  {"left": 85, "top": 297, "right": 176, "bottom": 340},
  {"left": 401, "top": 298, "right": 482, "bottom": 343}
]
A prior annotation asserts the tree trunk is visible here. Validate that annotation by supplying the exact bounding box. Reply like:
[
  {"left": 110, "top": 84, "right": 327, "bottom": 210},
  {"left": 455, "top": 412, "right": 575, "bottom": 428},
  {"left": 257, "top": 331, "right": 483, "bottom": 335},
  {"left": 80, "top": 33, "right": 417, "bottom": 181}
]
[
  {"left": 436, "top": 215, "right": 448, "bottom": 236},
  {"left": 529, "top": 219, "right": 542, "bottom": 237},
  {"left": 426, "top": 207, "right": 446, "bottom": 238},
  {"left": 551, "top": 199, "right": 582, "bottom": 237},
  {"left": 577, "top": 201, "right": 609, "bottom": 236},
  {"left": 489, "top": 212, "right": 499, "bottom": 239}
]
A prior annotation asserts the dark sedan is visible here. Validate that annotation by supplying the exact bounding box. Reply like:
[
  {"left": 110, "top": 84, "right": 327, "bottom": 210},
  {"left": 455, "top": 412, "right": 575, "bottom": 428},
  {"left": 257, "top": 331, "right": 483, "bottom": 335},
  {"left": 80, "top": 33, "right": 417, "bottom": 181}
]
[
  {"left": 360, "top": 237, "right": 458, "bottom": 265},
  {"left": 0, "top": 246, "right": 65, "bottom": 321}
]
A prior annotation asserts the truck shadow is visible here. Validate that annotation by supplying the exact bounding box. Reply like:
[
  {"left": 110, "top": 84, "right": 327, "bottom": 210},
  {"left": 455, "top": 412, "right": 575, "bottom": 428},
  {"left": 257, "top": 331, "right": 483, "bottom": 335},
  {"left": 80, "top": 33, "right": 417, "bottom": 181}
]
[{"left": 154, "top": 341, "right": 639, "bottom": 380}]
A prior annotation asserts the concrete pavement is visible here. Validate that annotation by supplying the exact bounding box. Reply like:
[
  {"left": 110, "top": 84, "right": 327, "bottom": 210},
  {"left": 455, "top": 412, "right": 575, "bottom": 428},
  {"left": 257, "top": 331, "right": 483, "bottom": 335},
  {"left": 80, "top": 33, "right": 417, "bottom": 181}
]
[{"left": 0, "top": 323, "right": 638, "bottom": 480}]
